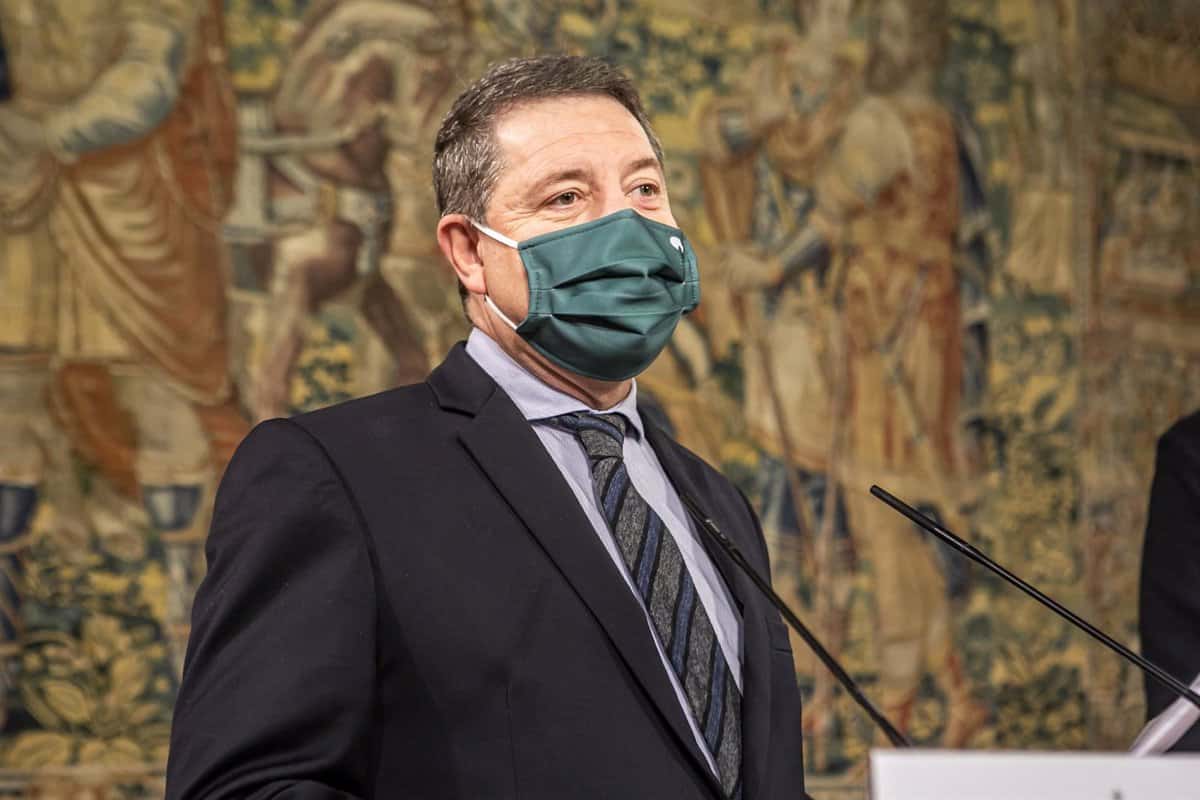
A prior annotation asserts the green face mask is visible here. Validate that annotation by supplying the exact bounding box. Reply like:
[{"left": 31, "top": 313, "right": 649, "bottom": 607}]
[{"left": 472, "top": 209, "right": 701, "bottom": 381}]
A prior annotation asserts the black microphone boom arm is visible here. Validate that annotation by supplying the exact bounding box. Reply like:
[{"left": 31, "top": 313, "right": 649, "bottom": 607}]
[
  {"left": 870, "top": 484, "right": 1200, "bottom": 712},
  {"left": 679, "top": 492, "right": 912, "bottom": 749}
]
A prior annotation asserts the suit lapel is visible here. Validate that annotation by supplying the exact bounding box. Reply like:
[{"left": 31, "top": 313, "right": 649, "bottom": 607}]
[
  {"left": 429, "top": 346, "right": 725, "bottom": 797},
  {"left": 642, "top": 420, "right": 775, "bottom": 800}
]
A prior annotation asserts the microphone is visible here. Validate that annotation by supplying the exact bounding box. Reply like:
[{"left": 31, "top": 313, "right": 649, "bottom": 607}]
[
  {"left": 870, "top": 484, "right": 1200, "bottom": 712},
  {"left": 679, "top": 492, "right": 912, "bottom": 749},
  {"left": 1131, "top": 672, "right": 1200, "bottom": 755}
]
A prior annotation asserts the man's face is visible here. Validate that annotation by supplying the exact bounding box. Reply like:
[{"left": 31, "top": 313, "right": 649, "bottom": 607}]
[{"left": 474, "top": 94, "right": 675, "bottom": 325}]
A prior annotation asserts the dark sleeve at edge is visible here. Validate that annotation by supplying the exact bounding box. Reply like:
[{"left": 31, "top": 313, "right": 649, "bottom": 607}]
[{"left": 165, "top": 419, "right": 377, "bottom": 799}]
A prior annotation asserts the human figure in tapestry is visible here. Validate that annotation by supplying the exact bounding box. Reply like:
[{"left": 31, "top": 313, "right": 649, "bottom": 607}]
[
  {"left": 699, "top": 0, "right": 991, "bottom": 753},
  {"left": 0, "top": 0, "right": 242, "bottom": 704},
  {"left": 226, "top": 0, "right": 465, "bottom": 422}
]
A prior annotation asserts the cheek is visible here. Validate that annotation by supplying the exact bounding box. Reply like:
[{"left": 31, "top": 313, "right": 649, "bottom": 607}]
[
  {"left": 645, "top": 205, "right": 679, "bottom": 229},
  {"left": 635, "top": 192, "right": 678, "bottom": 228},
  {"left": 485, "top": 246, "right": 530, "bottom": 317}
]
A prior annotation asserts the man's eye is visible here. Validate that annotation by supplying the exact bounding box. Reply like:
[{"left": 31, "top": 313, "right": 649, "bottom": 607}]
[
  {"left": 551, "top": 191, "right": 579, "bottom": 206},
  {"left": 635, "top": 183, "right": 660, "bottom": 198}
]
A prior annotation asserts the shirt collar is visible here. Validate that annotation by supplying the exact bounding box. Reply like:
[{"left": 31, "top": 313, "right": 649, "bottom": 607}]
[{"left": 464, "top": 327, "right": 644, "bottom": 439}]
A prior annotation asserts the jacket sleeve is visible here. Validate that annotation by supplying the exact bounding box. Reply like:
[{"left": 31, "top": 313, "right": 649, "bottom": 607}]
[
  {"left": 165, "top": 419, "right": 378, "bottom": 799},
  {"left": 1139, "top": 416, "right": 1200, "bottom": 751}
]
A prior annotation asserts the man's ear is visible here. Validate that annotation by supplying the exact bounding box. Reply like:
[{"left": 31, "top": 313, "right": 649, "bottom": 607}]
[{"left": 436, "top": 214, "right": 487, "bottom": 295}]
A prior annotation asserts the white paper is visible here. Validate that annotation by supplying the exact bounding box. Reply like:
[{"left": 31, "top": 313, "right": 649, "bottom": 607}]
[{"left": 870, "top": 749, "right": 1200, "bottom": 800}]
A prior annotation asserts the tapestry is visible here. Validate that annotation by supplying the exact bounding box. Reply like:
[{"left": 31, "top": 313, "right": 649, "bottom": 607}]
[{"left": 0, "top": 0, "right": 1196, "bottom": 796}]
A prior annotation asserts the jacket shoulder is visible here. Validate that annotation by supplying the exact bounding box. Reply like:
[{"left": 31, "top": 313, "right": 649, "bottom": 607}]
[
  {"left": 1161, "top": 410, "right": 1200, "bottom": 445},
  {"left": 1158, "top": 410, "right": 1200, "bottom": 470},
  {"left": 287, "top": 382, "right": 441, "bottom": 439},
  {"left": 660, "top": 434, "right": 729, "bottom": 489},
  {"left": 647, "top": 420, "right": 755, "bottom": 516}
]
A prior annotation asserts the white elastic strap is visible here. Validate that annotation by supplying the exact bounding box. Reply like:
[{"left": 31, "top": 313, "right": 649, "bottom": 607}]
[
  {"left": 469, "top": 220, "right": 521, "bottom": 330},
  {"left": 484, "top": 294, "right": 520, "bottom": 331},
  {"left": 470, "top": 218, "right": 519, "bottom": 249}
]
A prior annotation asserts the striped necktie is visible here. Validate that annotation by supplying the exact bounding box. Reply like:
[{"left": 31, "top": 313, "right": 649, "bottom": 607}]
[{"left": 544, "top": 411, "right": 742, "bottom": 798}]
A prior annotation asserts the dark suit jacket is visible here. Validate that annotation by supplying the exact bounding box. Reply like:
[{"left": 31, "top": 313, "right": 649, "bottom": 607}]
[
  {"left": 1140, "top": 409, "right": 1200, "bottom": 751},
  {"left": 166, "top": 344, "right": 806, "bottom": 799}
]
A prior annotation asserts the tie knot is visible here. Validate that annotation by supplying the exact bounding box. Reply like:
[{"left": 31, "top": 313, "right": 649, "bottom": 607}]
[{"left": 544, "top": 412, "right": 628, "bottom": 459}]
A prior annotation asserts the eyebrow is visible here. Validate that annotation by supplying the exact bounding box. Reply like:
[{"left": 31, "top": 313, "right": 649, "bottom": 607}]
[
  {"left": 524, "top": 168, "right": 594, "bottom": 202},
  {"left": 622, "top": 156, "right": 663, "bottom": 180},
  {"left": 522, "top": 157, "right": 664, "bottom": 203}
]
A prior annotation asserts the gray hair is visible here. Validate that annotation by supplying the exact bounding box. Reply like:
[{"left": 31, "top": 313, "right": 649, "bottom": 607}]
[{"left": 433, "top": 55, "right": 664, "bottom": 224}]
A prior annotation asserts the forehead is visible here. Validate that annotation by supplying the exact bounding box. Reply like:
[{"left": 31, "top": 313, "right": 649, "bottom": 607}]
[{"left": 491, "top": 94, "right": 658, "bottom": 180}]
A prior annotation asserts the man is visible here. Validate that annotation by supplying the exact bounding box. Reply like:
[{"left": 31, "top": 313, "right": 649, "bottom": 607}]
[
  {"left": 166, "top": 56, "right": 806, "bottom": 799},
  {"left": 1140, "top": 409, "right": 1200, "bottom": 751}
]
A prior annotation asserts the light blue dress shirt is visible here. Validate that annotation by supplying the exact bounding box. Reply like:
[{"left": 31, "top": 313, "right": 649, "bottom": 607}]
[{"left": 465, "top": 328, "right": 742, "bottom": 775}]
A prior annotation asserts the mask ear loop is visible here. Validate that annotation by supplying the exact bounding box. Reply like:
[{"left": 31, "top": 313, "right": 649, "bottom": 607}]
[
  {"left": 469, "top": 219, "right": 522, "bottom": 331},
  {"left": 483, "top": 295, "right": 520, "bottom": 331},
  {"left": 470, "top": 219, "right": 519, "bottom": 248}
]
